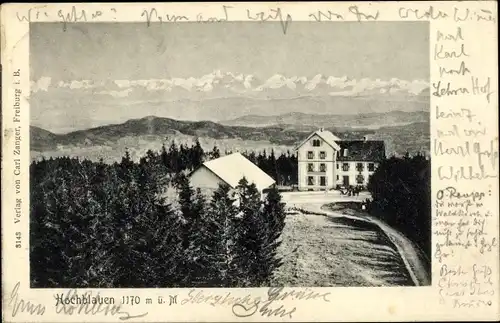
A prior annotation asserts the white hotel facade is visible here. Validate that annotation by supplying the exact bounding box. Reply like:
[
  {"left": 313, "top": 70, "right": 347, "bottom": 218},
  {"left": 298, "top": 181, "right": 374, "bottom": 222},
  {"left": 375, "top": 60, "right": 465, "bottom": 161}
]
[{"left": 295, "top": 129, "right": 386, "bottom": 191}]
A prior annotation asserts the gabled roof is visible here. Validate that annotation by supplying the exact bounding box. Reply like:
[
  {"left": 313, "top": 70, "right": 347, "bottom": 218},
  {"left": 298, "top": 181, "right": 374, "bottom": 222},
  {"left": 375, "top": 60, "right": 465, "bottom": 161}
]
[
  {"left": 196, "top": 152, "right": 275, "bottom": 191},
  {"left": 295, "top": 130, "right": 341, "bottom": 151},
  {"left": 337, "top": 140, "right": 386, "bottom": 162}
]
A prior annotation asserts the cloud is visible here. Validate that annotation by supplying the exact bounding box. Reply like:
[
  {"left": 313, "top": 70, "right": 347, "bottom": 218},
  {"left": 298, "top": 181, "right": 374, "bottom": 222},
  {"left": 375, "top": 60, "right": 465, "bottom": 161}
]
[
  {"left": 31, "top": 76, "right": 52, "bottom": 93},
  {"left": 255, "top": 74, "right": 297, "bottom": 91},
  {"left": 57, "top": 80, "right": 102, "bottom": 90},
  {"left": 96, "top": 88, "right": 134, "bottom": 98},
  {"left": 304, "top": 74, "right": 324, "bottom": 91},
  {"left": 32, "top": 71, "right": 430, "bottom": 100}
]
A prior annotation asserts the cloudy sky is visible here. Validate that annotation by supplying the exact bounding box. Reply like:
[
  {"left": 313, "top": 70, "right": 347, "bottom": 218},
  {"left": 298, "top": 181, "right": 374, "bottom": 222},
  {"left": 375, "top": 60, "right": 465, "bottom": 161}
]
[{"left": 30, "top": 22, "right": 429, "bottom": 133}]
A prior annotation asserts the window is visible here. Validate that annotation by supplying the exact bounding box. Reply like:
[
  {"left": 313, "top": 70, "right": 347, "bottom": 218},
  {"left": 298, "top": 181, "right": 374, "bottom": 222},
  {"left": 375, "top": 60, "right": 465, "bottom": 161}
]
[
  {"left": 312, "top": 139, "right": 321, "bottom": 147},
  {"left": 307, "top": 163, "right": 314, "bottom": 172},
  {"left": 307, "top": 151, "right": 314, "bottom": 159},
  {"left": 368, "top": 163, "right": 375, "bottom": 171},
  {"left": 320, "top": 176, "right": 327, "bottom": 186},
  {"left": 319, "top": 151, "right": 326, "bottom": 159},
  {"left": 342, "top": 163, "right": 349, "bottom": 171},
  {"left": 307, "top": 176, "right": 314, "bottom": 186},
  {"left": 336, "top": 175, "right": 339, "bottom": 181},
  {"left": 356, "top": 174, "right": 365, "bottom": 184},
  {"left": 320, "top": 163, "right": 326, "bottom": 172},
  {"left": 356, "top": 163, "right": 364, "bottom": 172}
]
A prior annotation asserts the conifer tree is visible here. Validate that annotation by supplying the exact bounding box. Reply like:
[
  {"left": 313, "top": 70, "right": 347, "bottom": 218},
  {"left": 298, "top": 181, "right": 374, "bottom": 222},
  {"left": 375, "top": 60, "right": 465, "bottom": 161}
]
[
  {"left": 168, "top": 140, "right": 179, "bottom": 173},
  {"left": 191, "top": 138, "right": 205, "bottom": 170},
  {"left": 210, "top": 145, "right": 221, "bottom": 160},
  {"left": 71, "top": 160, "right": 113, "bottom": 287},
  {"left": 55, "top": 166, "right": 90, "bottom": 287},
  {"left": 261, "top": 185, "right": 287, "bottom": 283},
  {"left": 206, "top": 183, "right": 240, "bottom": 287},
  {"left": 121, "top": 149, "right": 134, "bottom": 168},
  {"left": 188, "top": 188, "right": 213, "bottom": 287},
  {"left": 248, "top": 151, "right": 257, "bottom": 164},
  {"left": 235, "top": 177, "right": 268, "bottom": 286},
  {"left": 269, "top": 149, "right": 279, "bottom": 183},
  {"left": 85, "top": 161, "right": 122, "bottom": 287},
  {"left": 110, "top": 151, "right": 145, "bottom": 287},
  {"left": 30, "top": 163, "right": 69, "bottom": 287},
  {"left": 133, "top": 171, "right": 184, "bottom": 287},
  {"left": 161, "top": 143, "right": 169, "bottom": 169},
  {"left": 174, "top": 173, "right": 211, "bottom": 286}
]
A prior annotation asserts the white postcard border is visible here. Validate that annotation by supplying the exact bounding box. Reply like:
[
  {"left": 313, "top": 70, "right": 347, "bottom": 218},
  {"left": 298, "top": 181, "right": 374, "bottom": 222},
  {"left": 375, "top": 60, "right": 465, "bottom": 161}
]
[{"left": 1, "top": 2, "right": 498, "bottom": 322}]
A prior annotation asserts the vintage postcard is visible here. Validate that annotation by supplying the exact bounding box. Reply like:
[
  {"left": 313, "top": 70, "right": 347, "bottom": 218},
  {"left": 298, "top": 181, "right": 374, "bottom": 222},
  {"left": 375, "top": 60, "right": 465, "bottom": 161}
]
[{"left": 1, "top": 1, "right": 498, "bottom": 322}]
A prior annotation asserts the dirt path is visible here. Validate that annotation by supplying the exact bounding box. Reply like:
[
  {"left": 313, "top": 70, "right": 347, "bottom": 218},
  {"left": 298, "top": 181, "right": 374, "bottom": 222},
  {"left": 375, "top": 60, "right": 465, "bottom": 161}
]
[
  {"left": 278, "top": 191, "right": 431, "bottom": 287},
  {"left": 273, "top": 210, "right": 414, "bottom": 287},
  {"left": 308, "top": 204, "right": 431, "bottom": 286},
  {"left": 356, "top": 212, "right": 431, "bottom": 286}
]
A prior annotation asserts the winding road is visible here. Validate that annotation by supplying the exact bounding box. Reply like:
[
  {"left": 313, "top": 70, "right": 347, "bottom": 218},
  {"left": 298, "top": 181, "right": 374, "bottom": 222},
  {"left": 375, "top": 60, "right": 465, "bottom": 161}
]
[{"left": 280, "top": 191, "right": 431, "bottom": 286}]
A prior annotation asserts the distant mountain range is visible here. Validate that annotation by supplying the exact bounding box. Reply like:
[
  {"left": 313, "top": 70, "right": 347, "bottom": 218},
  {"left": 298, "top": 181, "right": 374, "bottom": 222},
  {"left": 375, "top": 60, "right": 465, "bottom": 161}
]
[
  {"left": 33, "top": 71, "right": 429, "bottom": 100},
  {"left": 31, "top": 71, "right": 430, "bottom": 134},
  {"left": 221, "top": 110, "right": 429, "bottom": 129},
  {"left": 31, "top": 111, "right": 430, "bottom": 160}
]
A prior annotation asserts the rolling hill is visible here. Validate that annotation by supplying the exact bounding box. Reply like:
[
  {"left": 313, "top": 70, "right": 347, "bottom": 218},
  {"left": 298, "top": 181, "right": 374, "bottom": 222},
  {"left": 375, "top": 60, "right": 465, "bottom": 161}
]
[
  {"left": 32, "top": 93, "right": 430, "bottom": 134},
  {"left": 30, "top": 112, "right": 429, "bottom": 163},
  {"left": 31, "top": 116, "right": 311, "bottom": 151}
]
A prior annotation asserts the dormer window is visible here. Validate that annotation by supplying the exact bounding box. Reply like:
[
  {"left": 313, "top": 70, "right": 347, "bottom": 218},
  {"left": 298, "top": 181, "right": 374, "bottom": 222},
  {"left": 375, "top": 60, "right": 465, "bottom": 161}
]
[{"left": 312, "top": 139, "right": 321, "bottom": 147}]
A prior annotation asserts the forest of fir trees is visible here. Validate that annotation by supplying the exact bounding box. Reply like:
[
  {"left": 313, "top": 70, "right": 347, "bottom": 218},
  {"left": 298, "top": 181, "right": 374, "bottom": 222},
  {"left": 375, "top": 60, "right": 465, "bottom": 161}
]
[
  {"left": 30, "top": 140, "right": 287, "bottom": 288},
  {"left": 30, "top": 138, "right": 431, "bottom": 286}
]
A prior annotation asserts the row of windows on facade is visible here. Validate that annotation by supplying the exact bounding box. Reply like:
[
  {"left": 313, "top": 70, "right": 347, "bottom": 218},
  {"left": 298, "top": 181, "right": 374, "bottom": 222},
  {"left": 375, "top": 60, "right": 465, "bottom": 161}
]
[
  {"left": 307, "top": 151, "right": 328, "bottom": 159},
  {"left": 307, "top": 162, "right": 376, "bottom": 172},
  {"left": 306, "top": 174, "right": 368, "bottom": 186},
  {"left": 311, "top": 139, "right": 322, "bottom": 147},
  {"left": 307, "top": 150, "right": 353, "bottom": 159}
]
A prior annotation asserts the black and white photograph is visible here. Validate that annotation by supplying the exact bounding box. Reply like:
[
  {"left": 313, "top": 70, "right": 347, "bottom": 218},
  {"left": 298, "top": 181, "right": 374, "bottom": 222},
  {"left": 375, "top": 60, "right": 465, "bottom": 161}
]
[{"left": 29, "top": 21, "right": 432, "bottom": 288}]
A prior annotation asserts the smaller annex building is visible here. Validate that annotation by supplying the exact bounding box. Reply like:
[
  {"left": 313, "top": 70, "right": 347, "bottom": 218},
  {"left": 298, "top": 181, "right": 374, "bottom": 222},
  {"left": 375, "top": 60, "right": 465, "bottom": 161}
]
[{"left": 189, "top": 152, "right": 276, "bottom": 202}]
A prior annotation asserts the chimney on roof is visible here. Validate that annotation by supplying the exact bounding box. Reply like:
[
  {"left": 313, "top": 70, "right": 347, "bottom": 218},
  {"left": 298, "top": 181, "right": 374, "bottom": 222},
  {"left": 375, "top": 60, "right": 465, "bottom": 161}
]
[
  {"left": 319, "top": 127, "right": 324, "bottom": 132},
  {"left": 363, "top": 136, "right": 367, "bottom": 142}
]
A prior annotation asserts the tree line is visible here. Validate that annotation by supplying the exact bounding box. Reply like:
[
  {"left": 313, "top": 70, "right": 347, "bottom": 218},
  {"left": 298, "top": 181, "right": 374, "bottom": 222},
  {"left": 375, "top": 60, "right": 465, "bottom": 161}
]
[
  {"left": 366, "top": 153, "right": 431, "bottom": 271},
  {"left": 111, "top": 139, "right": 299, "bottom": 186},
  {"left": 30, "top": 150, "right": 286, "bottom": 288}
]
